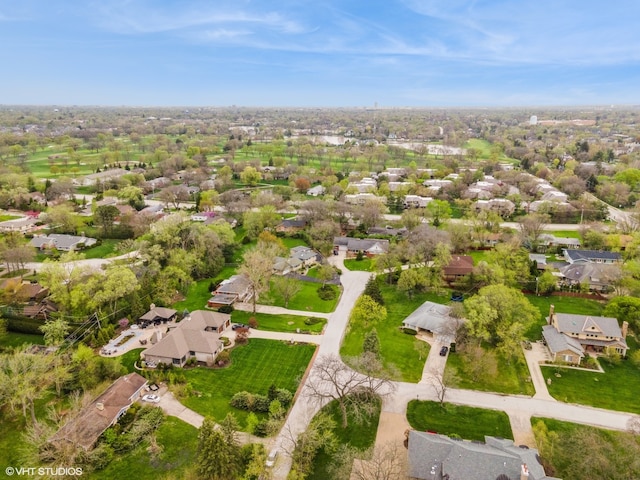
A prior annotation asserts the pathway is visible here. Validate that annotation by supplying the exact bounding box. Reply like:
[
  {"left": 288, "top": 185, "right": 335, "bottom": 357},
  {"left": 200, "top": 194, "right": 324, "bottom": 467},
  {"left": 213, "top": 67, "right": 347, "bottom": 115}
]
[
  {"left": 522, "top": 341, "right": 555, "bottom": 401},
  {"left": 233, "top": 302, "right": 331, "bottom": 319}
]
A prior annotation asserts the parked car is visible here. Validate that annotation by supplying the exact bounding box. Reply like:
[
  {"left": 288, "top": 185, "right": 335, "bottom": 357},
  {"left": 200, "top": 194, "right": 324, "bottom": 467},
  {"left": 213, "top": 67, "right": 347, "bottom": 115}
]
[
  {"left": 142, "top": 394, "right": 160, "bottom": 403},
  {"left": 265, "top": 449, "right": 279, "bottom": 468},
  {"left": 450, "top": 292, "right": 464, "bottom": 302},
  {"left": 439, "top": 346, "right": 449, "bottom": 357},
  {"left": 232, "top": 323, "right": 247, "bottom": 330}
]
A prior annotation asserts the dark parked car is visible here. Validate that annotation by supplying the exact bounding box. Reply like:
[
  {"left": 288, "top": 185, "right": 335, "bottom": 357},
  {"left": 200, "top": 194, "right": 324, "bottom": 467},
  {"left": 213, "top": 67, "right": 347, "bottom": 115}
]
[
  {"left": 232, "top": 323, "right": 247, "bottom": 330},
  {"left": 439, "top": 346, "right": 449, "bottom": 356},
  {"left": 450, "top": 292, "right": 464, "bottom": 302}
]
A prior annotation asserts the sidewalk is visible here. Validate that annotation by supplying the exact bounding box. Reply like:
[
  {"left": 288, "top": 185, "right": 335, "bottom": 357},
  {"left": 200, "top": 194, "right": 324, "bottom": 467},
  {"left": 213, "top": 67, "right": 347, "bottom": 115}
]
[
  {"left": 233, "top": 302, "right": 331, "bottom": 319},
  {"left": 522, "top": 342, "right": 555, "bottom": 401}
]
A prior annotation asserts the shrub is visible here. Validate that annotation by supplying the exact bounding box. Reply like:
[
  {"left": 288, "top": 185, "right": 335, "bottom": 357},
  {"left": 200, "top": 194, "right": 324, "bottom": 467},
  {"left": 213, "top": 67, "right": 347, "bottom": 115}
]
[
  {"left": 317, "top": 285, "right": 337, "bottom": 301},
  {"left": 304, "top": 317, "right": 324, "bottom": 325},
  {"left": 248, "top": 317, "right": 259, "bottom": 329},
  {"left": 219, "top": 337, "right": 230, "bottom": 347},
  {"left": 218, "top": 305, "right": 234, "bottom": 314},
  {"left": 230, "top": 391, "right": 252, "bottom": 410},
  {"left": 275, "top": 388, "right": 293, "bottom": 406},
  {"left": 253, "top": 420, "right": 270, "bottom": 437}
]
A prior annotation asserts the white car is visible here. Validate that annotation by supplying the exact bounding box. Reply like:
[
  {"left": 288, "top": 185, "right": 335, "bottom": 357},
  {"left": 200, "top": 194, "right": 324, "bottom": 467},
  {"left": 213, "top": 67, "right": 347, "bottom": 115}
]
[
  {"left": 142, "top": 394, "right": 160, "bottom": 403},
  {"left": 265, "top": 449, "right": 278, "bottom": 468}
]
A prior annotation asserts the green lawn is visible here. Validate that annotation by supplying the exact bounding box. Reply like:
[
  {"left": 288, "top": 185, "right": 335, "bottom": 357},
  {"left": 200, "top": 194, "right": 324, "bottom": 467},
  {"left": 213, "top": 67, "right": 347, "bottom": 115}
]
[
  {"left": 341, "top": 283, "right": 448, "bottom": 382},
  {"left": 34, "top": 239, "right": 122, "bottom": 262},
  {"left": 524, "top": 294, "right": 604, "bottom": 340},
  {"left": 406, "top": 400, "right": 513, "bottom": 441},
  {"left": 467, "top": 249, "right": 491, "bottom": 264},
  {"left": 541, "top": 358, "right": 640, "bottom": 414},
  {"left": 181, "top": 339, "right": 316, "bottom": 429},
  {"left": 117, "top": 348, "right": 144, "bottom": 373},
  {"left": 343, "top": 258, "right": 375, "bottom": 272},
  {"left": 548, "top": 230, "right": 582, "bottom": 239},
  {"left": 0, "top": 214, "right": 21, "bottom": 222},
  {"left": 91, "top": 416, "right": 198, "bottom": 480},
  {"left": 263, "top": 280, "right": 340, "bottom": 313},
  {"left": 231, "top": 310, "right": 326, "bottom": 333},
  {"left": 445, "top": 347, "right": 535, "bottom": 396},
  {"left": 281, "top": 237, "right": 309, "bottom": 249},
  {"left": 0, "top": 332, "right": 44, "bottom": 350},
  {"left": 308, "top": 398, "right": 381, "bottom": 480}
]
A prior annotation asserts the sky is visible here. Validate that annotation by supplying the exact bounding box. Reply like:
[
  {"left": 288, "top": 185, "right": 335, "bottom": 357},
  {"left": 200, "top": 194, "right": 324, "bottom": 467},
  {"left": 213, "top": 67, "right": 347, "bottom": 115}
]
[{"left": 1, "top": 1, "right": 639, "bottom": 107}]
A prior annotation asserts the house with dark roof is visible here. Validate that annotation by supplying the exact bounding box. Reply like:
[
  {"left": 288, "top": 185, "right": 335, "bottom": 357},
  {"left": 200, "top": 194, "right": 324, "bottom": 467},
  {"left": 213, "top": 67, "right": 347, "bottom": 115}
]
[
  {"left": 49, "top": 373, "right": 147, "bottom": 451},
  {"left": 544, "top": 305, "right": 628, "bottom": 360},
  {"left": 142, "top": 310, "right": 229, "bottom": 367},
  {"left": 276, "top": 219, "right": 307, "bottom": 234},
  {"left": 138, "top": 306, "right": 177, "bottom": 327},
  {"left": 443, "top": 255, "right": 474, "bottom": 282},
  {"left": 408, "top": 431, "right": 560, "bottom": 480},
  {"left": 562, "top": 249, "right": 622, "bottom": 264},
  {"left": 207, "top": 274, "right": 252, "bottom": 308}
]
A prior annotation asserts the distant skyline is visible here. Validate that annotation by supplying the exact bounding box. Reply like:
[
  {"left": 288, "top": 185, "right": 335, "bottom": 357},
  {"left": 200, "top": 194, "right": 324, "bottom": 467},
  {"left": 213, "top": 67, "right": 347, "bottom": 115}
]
[{"left": 1, "top": 1, "right": 639, "bottom": 107}]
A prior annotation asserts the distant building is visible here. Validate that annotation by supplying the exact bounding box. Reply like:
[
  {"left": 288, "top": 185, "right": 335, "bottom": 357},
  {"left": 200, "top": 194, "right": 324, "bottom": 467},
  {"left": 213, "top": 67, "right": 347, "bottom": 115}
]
[{"left": 30, "top": 234, "right": 97, "bottom": 251}]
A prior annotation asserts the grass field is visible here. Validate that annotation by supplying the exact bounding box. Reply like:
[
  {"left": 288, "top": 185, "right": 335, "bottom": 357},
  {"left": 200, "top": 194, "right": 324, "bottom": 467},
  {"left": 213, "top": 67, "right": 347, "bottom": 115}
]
[
  {"left": 231, "top": 310, "right": 326, "bottom": 333},
  {"left": 92, "top": 416, "right": 198, "bottom": 480},
  {"left": 548, "top": 230, "right": 582, "bottom": 239},
  {"left": 343, "top": 258, "right": 375, "bottom": 272},
  {"left": 406, "top": 400, "right": 513, "bottom": 441},
  {"left": 445, "top": 347, "right": 535, "bottom": 396},
  {"left": 541, "top": 357, "right": 640, "bottom": 414},
  {"left": 181, "top": 339, "right": 316, "bottom": 429},
  {"left": 308, "top": 397, "right": 381, "bottom": 480},
  {"left": 0, "top": 332, "right": 44, "bottom": 350},
  {"left": 341, "top": 283, "right": 447, "bottom": 382},
  {"left": 263, "top": 281, "right": 340, "bottom": 313}
]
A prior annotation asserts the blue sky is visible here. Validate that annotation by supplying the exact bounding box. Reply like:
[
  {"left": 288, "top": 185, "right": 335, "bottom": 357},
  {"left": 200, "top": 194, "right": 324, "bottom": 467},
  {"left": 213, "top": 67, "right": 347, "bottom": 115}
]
[{"left": 1, "top": 1, "right": 639, "bottom": 107}]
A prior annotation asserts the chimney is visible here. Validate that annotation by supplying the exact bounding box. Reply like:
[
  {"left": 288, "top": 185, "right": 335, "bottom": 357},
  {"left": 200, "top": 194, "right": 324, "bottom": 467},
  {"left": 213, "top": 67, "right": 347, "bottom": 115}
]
[
  {"left": 520, "top": 463, "right": 529, "bottom": 480},
  {"left": 622, "top": 321, "right": 629, "bottom": 339},
  {"left": 548, "top": 305, "right": 555, "bottom": 325},
  {"left": 96, "top": 402, "right": 104, "bottom": 411}
]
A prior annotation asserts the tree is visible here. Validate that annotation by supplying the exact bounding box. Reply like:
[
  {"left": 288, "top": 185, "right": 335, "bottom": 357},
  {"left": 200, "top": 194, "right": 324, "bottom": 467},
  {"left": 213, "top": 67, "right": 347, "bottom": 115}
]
[
  {"left": 604, "top": 296, "right": 640, "bottom": 333},
  {"left": 374, "top": 252, "right": 401, "bottom": 285},
  {"left": 94, "top": 204, "right": 120, "bottom": 236},
  {"left": 518, "top": 213, "right": 549, "bottom": 251},
  {"left": 39, "top": 318, "right": 70, "bottom": 346},
  {"left": 304, "top": 353, "right": 394, "bottom": 429},
  {"left": 350, "top": 295, "right": 387, "bottom": 327},
  {"left": 316, "top": 263, "right": 335, "bottom": 288},
  {"left": 240, "top": 166, "right": 262, "bottom": 186},
  {"left": 536, "top": 270, "right": 557, "bottom": 295},
  {"left": 272, "top": 276, "right": 301, "bottom": 308},
  {"left": 426, "top": 199, "right": 452, "bottom": 225},
  {"left": 363, "top": 276, "right": 384, "bottom": 305},
  {"left": 333, "top": 442, "right": 407, "bottom": 480},
  {"left": 460, "top": 343, "right": 498, "bottom": 382},
  {"left": 363, "top": 329, "right": 381, "bottom": 358},
  {"left": 196, "top": 416, "right": 242, "bottom": 480},
  {"left": 239, "top": 248, "right": 276, "bottom": 313},
  {"left": 287, "top": 411, "right": 337, "bottom": 476},
  {"left": 463, "top": 285, "right": 539, "bottom": 359},
  {"left": 397, "top": 268, "right": 425, "bottom": 298}
]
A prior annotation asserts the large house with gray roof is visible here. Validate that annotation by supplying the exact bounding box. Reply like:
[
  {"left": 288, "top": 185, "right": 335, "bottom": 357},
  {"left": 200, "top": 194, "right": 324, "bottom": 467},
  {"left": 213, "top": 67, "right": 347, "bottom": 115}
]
[
  {"left": 543, "top": 305, "right": 628, "bottom": 363},
  {"left": 30, "top": 234, "right": 97, "bottom": 251},
  {"left": 562, "top": 249, "right": 622, "bottom": 264},
  {"left": 333, "top": 237, "right": 389, "bottom": 257},
  {"left": 142, "top": 310, "right": 230, "bottom": 367},
  {"left": 408, "top": 431, "right": 560, "bottom": 480},
  {"left": 402, "top": 301, "right": 456, "bottom": 338}
]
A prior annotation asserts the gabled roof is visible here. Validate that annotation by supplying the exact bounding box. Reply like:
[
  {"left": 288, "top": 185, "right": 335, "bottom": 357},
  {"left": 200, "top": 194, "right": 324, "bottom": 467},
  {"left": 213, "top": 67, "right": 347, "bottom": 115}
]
[
  {"left": 542, "top": 325, "right": 584, "bottom": 358},
  {"left": 443, "top": 255, "right": 474, "bottom": 276},
  {"left": 553, "top": 313, "right": 623, "bottom": 338},
  {"left": 216, "top": 274, "right": 250, "bottom": 295},
  {"left": 334, "top": 237, "right": 390, "bottom": 253},
  {"left": 139, "top": 306, "right": 177, "bottom": 322},
  {"left": 563, "top": 249, "right": 622, "bottom": 263},
  {"left": 50, "top": 373, "right": 147, "bottom": 451},
  {"left": 408, "top": 431, "right": 560, "bottom": 480},
  {"left": 559, "top": 263, "right": 621, "bottom": 286}
]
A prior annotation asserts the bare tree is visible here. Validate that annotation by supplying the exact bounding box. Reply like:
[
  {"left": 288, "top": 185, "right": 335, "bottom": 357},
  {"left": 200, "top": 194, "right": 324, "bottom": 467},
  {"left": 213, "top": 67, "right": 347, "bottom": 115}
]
[
  {"left": 304, "top": 353, "right": 394, "bottom": 428},
  {"left": 518, "top": 213, "right": 550, "bottom": 251},
  {"left": 238, "top": 247, "right": 276, "bottom": 313},
  {"left": 272, "top": 276, "right": 301, "bottom": 308},
  {"left": 350, "top": 442, "right": 408, "bottom": 480}
]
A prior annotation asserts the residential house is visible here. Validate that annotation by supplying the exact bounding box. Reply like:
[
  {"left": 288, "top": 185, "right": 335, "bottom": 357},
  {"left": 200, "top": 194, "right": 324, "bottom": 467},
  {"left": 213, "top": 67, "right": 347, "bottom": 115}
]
[
  {"left": 541, "top": 325, "right": 585, "bottom": 365},
  {"left": 563, "top": 249, "right": 622, "bottom": 264},
  {"left": 273, "top": 256, "right": 304, "bottom": 276},
  {"left": 443, "top": 255, "right": 474, "bottom": 282},
  {"left": 77, "top": 168, "right": 128, "bottom": 187},
  {"left": 138, "top": 306, "right": 177, "bottom": 327},
  {"left": 401, "top": 301, "right": 458, "bottom": 340},
  {"left": 208, "top": 274, "right": 252, "bottom": 308},
  {"left": 408, "top": 431, "right": 560, "bottom": 480},
  {"left": 306, "top": 185, "right": 326, "bottom": 197},
  {"left": 344, "top": 193, "right": 386, "bottom": 206},
  {"left": 367, "top": 226, "right": 408, "bottom": 237},
  {"left": 474, "top": 198, "right": 515, "bottom": 217},
  {"left": 290, "top": 246, "right": 319, "bottom": 268},
  {"left": 142, "top": 310, "right": 229, "bottom": 367},
  {"left": 29, "top": 234, "right": 97, "bottom": 251},
  {"left": 0, "top": 216, "right": 40, "bottom": 233},
  {"left": 276, "top": 219, "right": 307, "bottom": 234},
  {"left": 559, "top": 263, "right": 621, "bottom": 292},
  {"left": 538, "top": 234, "right": 581, "bottom": 252},
  {"left": 49, "top": 373, "right": 147, "bottom": 451},
  {"left": 403, "top": 194, "right": 432, "bottom": 209},
  {"left": 544, "top": 305, "right": 628, "bottom": 359},
  {"left": 333, "top": 237, "right": 389, "bottom": 257}
]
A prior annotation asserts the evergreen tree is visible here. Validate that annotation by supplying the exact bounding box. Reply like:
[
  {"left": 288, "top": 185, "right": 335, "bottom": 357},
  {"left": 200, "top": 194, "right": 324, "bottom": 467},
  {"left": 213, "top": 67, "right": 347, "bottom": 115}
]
[
  {"left": 196, "top": 416, "right": 241, "bottom": 480},
  {"left": 363, "top": 329, "right": 381, "bottom": 359},
  {"left": 363, "top": 275, "right": 384, "bottom": 305}
]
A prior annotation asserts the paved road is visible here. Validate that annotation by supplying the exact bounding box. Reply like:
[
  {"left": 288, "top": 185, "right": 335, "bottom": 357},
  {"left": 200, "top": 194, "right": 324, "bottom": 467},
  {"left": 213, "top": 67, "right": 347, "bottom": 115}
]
[{"left": 23, "top": 250, "right": 139, "bottom": 273}]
